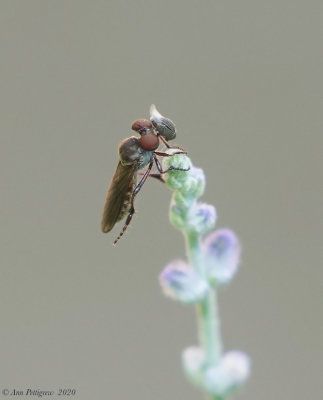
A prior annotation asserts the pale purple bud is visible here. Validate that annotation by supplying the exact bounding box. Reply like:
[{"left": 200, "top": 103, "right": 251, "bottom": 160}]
[
  {"left": 187, "top": 203, "right": 217, "bottom": 235},
  {"left": 159, "top": 260, "right": 209, "bottom": 304},
  {"left": 203, "top": 229, "right": 241, "bottom": 286},
  {"left": 203, "top": 351, "right": 251, "bottom": 396}
]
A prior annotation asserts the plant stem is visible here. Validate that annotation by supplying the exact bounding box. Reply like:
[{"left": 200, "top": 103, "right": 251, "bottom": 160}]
[{"left": 185, "top": 230, "right": 223, "bottom": 366}]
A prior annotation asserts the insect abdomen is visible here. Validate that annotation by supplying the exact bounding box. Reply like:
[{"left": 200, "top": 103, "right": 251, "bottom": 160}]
[{"left": 116, "top": 176, "right": 136, "bottom": 222}]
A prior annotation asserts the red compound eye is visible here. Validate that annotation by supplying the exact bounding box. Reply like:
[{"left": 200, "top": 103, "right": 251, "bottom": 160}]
[
  {"left": 139, "top": 133, "right": 159, "bottom": 151},
  {"left": 131, "top": 119, "right": 152, "bottom": 133}
]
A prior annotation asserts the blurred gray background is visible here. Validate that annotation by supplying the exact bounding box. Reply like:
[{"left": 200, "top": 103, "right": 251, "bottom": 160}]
[{"left": 0, "top": 1, "right": 322, "bottom": 399}]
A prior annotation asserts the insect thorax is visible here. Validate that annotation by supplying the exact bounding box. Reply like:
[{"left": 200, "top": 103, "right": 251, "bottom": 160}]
[{"left": 119, "top": 136, "right": 153, "bottom": 169}]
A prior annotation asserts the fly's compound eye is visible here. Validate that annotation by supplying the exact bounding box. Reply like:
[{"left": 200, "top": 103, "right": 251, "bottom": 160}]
[
  {"left": 139, "top": 133, "right": 159, "bottom": 151},
  {"left": 131, "top": 119, "right": 153, "bottom": 134}
]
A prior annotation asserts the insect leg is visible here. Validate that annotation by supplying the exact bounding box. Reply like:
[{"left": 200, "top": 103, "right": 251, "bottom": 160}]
[
  {"left": 154, "top": 150, "right": 187, "bottom": 157},
  {"left": 158, "top": 135, "right": 187, "bottom": 153},
  {"left": 132, "top": 160, "right": 154, "bottom": 197},
  {"left": 113, "top": 206, "right": 135, "bottom": 245},
  {"left": 138, "top": 172, "right": 165, "bottom": 182},
  {"left": 113, "top": 160, "right": 154, "bottom": 245},
  {"left": 154, "top": 154, "right": 190, "bottom": 174}
]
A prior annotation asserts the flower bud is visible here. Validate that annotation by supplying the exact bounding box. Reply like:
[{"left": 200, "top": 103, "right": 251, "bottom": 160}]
[
  {"left": 203, "top": 351, "right": 251, "bottom": 396},
  {"left": 149, "top": 104, "right": 177, "bottom": 140},
  {"left": 187, "top": 203, "right": 217, "bottom": 235},
  {"left": 169, "top": 201, "right": 187, "bottom": 230},
  {"left": 173, "top": 190, "right": 192, "bottom": 210},
  {"left": 163, "top": 157, "right": 205, "bottom": 202},
  {"left": 163, "top": 154, "right": 192, "bottom": 191},
  {"left": 178, "top": 166, "right": 205, "bottom": 199},
  {"left": 182, "top": 346, "right": 205, "bottom": 387},
  {"left": 203, "top": 229, "right": 241, "bottom": 286},
  {"left": 159, "top": 260, "right": 209, "bottom": 304}
]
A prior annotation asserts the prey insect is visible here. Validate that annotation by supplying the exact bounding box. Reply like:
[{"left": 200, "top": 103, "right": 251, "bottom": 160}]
[{"left": 101, "top": 106, "right": 189, "bottom": 245}]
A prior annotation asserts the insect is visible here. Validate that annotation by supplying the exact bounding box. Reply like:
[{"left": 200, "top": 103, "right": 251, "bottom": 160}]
[{"left": 101, "top": 106, "right": 188, "bottom": 245}]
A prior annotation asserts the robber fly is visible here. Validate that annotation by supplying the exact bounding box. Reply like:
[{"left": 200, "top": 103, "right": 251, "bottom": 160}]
[{"left": 101, "top": 105, "right": 188, "bottom": 245}]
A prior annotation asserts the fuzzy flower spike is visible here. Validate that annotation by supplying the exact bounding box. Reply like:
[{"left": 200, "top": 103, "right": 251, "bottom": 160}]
[{"left": 155, "top": 105, "right": 251, "bottom": 400}]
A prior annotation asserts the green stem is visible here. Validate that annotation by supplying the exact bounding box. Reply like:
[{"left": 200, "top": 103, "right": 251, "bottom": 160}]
[{"left": 184, "top": 231, "right": 223, "bottom": 366}]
